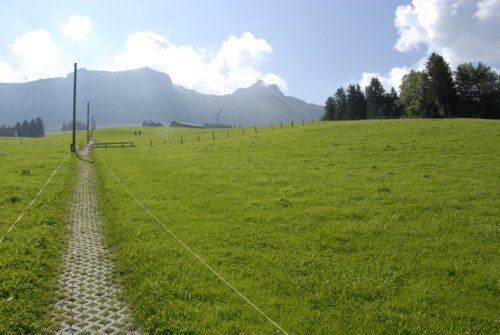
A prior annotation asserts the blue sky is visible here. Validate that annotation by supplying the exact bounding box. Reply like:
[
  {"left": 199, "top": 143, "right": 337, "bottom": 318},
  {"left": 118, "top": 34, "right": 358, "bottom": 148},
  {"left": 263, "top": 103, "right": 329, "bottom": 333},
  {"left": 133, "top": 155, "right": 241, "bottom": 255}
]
[{"left": 1, "top": 0, "right": 499, "bottom": 105}]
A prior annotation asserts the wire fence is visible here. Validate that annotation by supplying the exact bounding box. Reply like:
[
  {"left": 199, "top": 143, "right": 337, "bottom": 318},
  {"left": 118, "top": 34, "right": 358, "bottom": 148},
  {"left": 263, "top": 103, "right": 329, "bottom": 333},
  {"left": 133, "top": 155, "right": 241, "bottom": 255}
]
[{"left": 108, "top": 118, "right": 323, "bottom": 148}]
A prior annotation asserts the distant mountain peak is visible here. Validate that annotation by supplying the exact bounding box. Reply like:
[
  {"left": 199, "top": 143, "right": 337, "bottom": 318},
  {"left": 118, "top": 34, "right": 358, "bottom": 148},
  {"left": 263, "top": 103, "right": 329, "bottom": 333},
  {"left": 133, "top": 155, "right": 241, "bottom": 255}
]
[
  {"left": 251, "top": 79, "right": 279, "bottom": 89},
  {"left": 233, "top": 80, "right": 283, "bottom": 99},
  {"left": 0, "top": 67, "right": 322, "bottom": 129}
]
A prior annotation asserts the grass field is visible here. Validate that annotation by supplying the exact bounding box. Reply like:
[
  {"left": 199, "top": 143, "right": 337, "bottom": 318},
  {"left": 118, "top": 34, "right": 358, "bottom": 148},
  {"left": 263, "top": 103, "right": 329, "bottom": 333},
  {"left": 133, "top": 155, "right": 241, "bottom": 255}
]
[
  {"left": 92, "top": 119, "right": 499, "bottom": 334},
  {"left": 0, "top": 132, "right": 84, "bottom": 334}
]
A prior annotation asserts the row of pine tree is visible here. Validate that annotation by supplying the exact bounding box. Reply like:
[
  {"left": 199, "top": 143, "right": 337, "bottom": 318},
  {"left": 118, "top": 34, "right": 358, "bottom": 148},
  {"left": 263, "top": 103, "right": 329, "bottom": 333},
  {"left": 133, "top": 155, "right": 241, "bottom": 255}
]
[
  {"left": 323, "top": 53, "right": 500, "bottom": 120},
  {"left": 4, "top": 118, "right": 46, "bottom": 137}
]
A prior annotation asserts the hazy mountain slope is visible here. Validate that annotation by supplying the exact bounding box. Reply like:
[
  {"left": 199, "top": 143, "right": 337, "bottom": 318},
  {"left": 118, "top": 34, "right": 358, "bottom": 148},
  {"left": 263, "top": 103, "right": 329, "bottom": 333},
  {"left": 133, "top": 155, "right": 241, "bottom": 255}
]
[{"left": 0, "top": 67, "right": 323, "bottom": 130}]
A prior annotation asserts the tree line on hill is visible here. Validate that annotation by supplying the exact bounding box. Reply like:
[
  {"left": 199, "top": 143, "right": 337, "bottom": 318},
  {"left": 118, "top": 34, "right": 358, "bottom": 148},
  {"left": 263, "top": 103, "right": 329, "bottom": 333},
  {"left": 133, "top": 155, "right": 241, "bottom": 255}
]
[
  {"left": 0, "top": 118, "right": 45, "bottom": 137},
  {"left": 202, "top": 123, "right": 237, "bottom": 128},
  {"left": 322, "top": 53, "right": 500, "bottom": 120},
  {"left": 143, "top": 120, "right": 163, "bottom": 127},
  {"left": 61, "top": 120, "right": 87, "bottom": 131},
  {"left": 61, "top": 115, "right": 96, "bottom": 131}
]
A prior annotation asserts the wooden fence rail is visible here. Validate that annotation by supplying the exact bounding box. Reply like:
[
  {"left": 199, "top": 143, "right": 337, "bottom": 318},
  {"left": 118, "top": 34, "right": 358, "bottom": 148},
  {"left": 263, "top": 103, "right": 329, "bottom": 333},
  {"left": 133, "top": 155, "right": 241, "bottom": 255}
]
[{"left": 93, "top": 142, "right": 135, "bottom": 149}]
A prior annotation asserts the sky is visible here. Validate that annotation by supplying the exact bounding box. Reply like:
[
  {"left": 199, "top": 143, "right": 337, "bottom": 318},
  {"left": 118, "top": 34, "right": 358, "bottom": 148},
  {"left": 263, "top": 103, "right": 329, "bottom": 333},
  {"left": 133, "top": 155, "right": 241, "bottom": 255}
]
[{"left": 0, "top": 0, "right": 499, "bottom": 105}]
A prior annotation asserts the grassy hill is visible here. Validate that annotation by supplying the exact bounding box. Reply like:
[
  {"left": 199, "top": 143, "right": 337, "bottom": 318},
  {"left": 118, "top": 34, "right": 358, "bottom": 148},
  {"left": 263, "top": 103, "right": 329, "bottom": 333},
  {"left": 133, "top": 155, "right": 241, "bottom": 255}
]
[
  {"left": 0, "top": 119, "right": 497, "bottom": 333},
  {"left": 0, "top": 133, "right": 77, "bottom": 333},
  {"left": 92, "top": 119, "right": 499, "bottom": 334}
]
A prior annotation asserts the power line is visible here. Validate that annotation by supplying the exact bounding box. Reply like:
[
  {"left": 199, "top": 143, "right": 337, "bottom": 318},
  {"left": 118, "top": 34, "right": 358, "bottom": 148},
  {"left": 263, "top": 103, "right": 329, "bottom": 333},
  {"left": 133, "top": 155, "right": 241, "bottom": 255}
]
[
  {"left": 0, "top": 153, "right": 70, "bottom": 242},
  {"left": 97, "top": 150, "right": 289, "bottom": 335}
]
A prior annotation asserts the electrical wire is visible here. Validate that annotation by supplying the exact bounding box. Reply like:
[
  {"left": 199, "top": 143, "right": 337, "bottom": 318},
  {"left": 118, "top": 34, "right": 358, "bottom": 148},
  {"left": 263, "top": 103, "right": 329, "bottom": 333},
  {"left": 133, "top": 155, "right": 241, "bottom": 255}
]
[
  {"left": 0, "top": 153, "right": 70, "bottom": 242},
  {"left": 97, "top": 149, "right": 289, "bottom": 335}
]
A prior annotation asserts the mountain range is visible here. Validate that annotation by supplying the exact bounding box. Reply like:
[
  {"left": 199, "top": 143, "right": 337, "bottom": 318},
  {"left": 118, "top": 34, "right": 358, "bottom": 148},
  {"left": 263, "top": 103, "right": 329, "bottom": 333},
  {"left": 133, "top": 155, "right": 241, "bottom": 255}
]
[{"left": 0, "top": 67, "right": 323, "bottom": 130}]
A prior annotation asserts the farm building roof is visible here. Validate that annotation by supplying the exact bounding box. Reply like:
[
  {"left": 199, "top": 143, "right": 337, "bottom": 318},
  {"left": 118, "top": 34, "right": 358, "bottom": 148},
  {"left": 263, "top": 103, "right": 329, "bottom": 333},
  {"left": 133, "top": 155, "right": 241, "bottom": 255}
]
[{"left": 169, "top": 121, "right": 205, "bottom": 129}]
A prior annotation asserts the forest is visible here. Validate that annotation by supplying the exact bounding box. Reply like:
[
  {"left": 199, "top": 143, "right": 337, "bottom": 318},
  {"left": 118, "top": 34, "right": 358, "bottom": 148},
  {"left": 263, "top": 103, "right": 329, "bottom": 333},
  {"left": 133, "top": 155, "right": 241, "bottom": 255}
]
[
  {"left": 322, "top": 53, "right": 500, "bottom": 120},
  {"left": 0, "top": 117, "right": 45, "bottom": 137}
]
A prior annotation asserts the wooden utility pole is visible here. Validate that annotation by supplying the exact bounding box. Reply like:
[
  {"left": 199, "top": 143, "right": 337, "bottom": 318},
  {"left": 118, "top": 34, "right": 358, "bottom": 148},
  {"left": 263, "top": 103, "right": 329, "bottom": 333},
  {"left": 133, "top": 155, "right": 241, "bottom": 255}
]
[
  {"left": 71, "top": 63, "right": 77, "bottom": 152},
  {"left": 87, "top": 102, "right": 90, "bottom": 144}
]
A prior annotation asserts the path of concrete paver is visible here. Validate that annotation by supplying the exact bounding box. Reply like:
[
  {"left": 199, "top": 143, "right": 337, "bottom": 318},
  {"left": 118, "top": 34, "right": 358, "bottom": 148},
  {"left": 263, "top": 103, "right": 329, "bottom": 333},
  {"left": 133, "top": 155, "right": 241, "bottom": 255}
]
[{"left": 50, "top": 158, "right": 140, "bottom": 334}]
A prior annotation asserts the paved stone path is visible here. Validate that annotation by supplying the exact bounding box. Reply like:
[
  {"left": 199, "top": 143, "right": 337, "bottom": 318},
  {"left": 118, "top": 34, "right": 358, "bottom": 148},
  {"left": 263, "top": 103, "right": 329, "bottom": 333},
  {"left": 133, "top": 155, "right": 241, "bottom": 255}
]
[{"left": 50, "top": 159, "right": 140, "bottom": 334}]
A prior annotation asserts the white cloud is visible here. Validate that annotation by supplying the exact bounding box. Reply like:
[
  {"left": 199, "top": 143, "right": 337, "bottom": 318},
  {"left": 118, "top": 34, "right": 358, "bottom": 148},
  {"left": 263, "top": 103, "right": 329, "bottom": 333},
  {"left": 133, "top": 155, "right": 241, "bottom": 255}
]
[
  {"left": 62, "top": 14, "right": 93, "bottom": 40},
  {"left": 361, "top": 0, "right": 500, "bottom": 94},
  {"left": 360, "top": 66, "right": 410, "bottom": 91},
  {"left": 474, "top": 0, "right": 500, "bottom": 20},
  {"left": 112, "top": 31, "right": 206, "bottom": 89},
  {"left": 11, "top": 30, "right": 58, "bottom": 70},
  {"left": 208, "top": 32, "right": 281, "bottom": 93},
  {"left": 394, "top": 2, "right": 428, "bottom": 52},
  {"left": 262, "top": 73, "right": 288, "bottom": 90},
  {"left": 394, "top": 0, "right": 500, "bottom": 68},
  {"left": 0, "top": 61, "right": 14, "bottom": 81},
  {"left": 214, "top": 32, "right": 273, "bottom": 72},
  {"left": 0, "top": 61, "right": 14, "bottom": 82},
  {"left": 112, "top": 31, "right": 286, "bottom": 95}
]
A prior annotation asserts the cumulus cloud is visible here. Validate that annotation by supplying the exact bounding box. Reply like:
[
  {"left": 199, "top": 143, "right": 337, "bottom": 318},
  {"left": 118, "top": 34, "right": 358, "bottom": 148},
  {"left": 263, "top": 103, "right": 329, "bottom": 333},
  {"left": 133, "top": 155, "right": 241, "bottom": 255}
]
[
  {"left": 112, "top": 31, "right": 206, "bottom": 89},
  {"left": 394, "top": 0, "right": 500, "bottom": 67},
  {"left": 62, "top": 14, "right": 93, "bottom": 39},
  {"left": 112, "top": 31, "right": 287, "bottom": 94},
  {"left": 0, "top": 61, "right": 14, "bottom": 82},
  {"left": 362, "top": 0, "right": 500, "bottom": 92},
  {"left": 474, "top": 0, "right": 500, "bottom": 20},
  {"left": 360, "top": 66, "right": 410, "bottom": 91},
  {"left": 11, "top": 30, "right": 58, "bottom": 70},
  {"left": 262, "top": 73, "right": 288, "bottom": 90}
]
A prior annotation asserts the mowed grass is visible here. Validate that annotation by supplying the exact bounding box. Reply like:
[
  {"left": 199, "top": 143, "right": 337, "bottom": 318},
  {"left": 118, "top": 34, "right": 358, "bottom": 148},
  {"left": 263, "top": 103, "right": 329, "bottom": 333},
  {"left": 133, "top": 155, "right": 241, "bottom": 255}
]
[
  {"left": 93, "top": 119, "right": 499, "bottom": 334},
  {"left": 0, "top": 132, "right": 78, "bottom": 334}
]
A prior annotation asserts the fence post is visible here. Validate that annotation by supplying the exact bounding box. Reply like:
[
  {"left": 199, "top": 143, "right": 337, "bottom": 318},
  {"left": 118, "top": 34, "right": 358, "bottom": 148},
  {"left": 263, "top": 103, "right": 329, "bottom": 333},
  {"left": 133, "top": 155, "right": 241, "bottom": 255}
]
[
  {"left": 181, "top": 138, "right": 183, "bottom": 144},
  {"left": 212, "top": 133, "right": 215, "bottom": 140},
  {"left": 281, "top": 122, "right": 283, "bottom": 128},
  {"left": 302, "top": 120, "right": 304, "bottom": 126},
  {"left": 164, "top": 139, "right": 166, "bottom": 145},
  {"left": 255, "top": 126, "right": 257, "bottom": 133},
  {"left": 291, "top": 121, "right": 294, "bottom": 127},
  {"left": 198, "top": 135, "right": 200, "bottom": 142}
]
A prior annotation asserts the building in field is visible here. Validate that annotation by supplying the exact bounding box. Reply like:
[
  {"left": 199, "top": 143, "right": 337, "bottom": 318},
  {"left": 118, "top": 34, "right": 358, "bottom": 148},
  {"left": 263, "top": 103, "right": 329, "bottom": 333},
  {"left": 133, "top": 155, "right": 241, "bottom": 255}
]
[
  {"left": 169, "top": 121, "right": 205, "bottom": 129},
  {"left": 0, "top": 128, "right": 17, "bottom": 137}
]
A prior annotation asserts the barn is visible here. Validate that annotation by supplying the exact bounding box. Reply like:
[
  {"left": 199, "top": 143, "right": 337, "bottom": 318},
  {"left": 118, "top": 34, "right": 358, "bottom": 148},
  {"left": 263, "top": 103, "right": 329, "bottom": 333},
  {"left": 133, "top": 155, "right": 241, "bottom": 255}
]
[{"left": 169, "top": 121, "right": 205, "bottom": 129}]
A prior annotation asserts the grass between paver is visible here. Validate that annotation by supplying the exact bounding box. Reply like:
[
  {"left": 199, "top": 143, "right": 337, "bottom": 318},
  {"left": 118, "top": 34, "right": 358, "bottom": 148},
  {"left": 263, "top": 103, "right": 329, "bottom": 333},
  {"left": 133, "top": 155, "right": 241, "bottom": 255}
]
[
  {"left": 93, "top": 119, "right": 499, "bottom": 334},
  {"left": 0, "top": 133, "right": 78, "bottom": 334}
]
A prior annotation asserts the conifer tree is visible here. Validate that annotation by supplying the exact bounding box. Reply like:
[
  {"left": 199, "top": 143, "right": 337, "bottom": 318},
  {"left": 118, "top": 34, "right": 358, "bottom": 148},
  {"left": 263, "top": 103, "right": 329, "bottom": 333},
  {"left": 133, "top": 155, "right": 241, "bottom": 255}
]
[
  {"left": 346, "top": 84, "right": 366, "bottom": 120},
  {"left": 425, "top": 53, "right": 456, "bottom": 117},
  {"left": 322, "top": 96, "right": 336, "bottom": 120},
  {"left": 35, "top": 117, "right": 45, "bottom": 137},
  {"left": 334, "top": 87, "right": 347, "bottom": 120},
  {"left": 366, "top": 78, "right": 386, "bottom": 119}
]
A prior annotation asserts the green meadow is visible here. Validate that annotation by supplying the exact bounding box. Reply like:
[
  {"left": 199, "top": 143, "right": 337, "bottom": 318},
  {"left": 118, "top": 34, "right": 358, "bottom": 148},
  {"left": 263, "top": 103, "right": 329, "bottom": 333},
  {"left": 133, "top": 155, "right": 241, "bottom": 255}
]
[
  {"left": 0, "top": 120, "right": 498, "bottom": 334},
  {"left": 92, "top": 119, "right": 499, "bottom": 334},
  {"left": 0, "top": 133, "right": 78, "bottom": 333}
]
